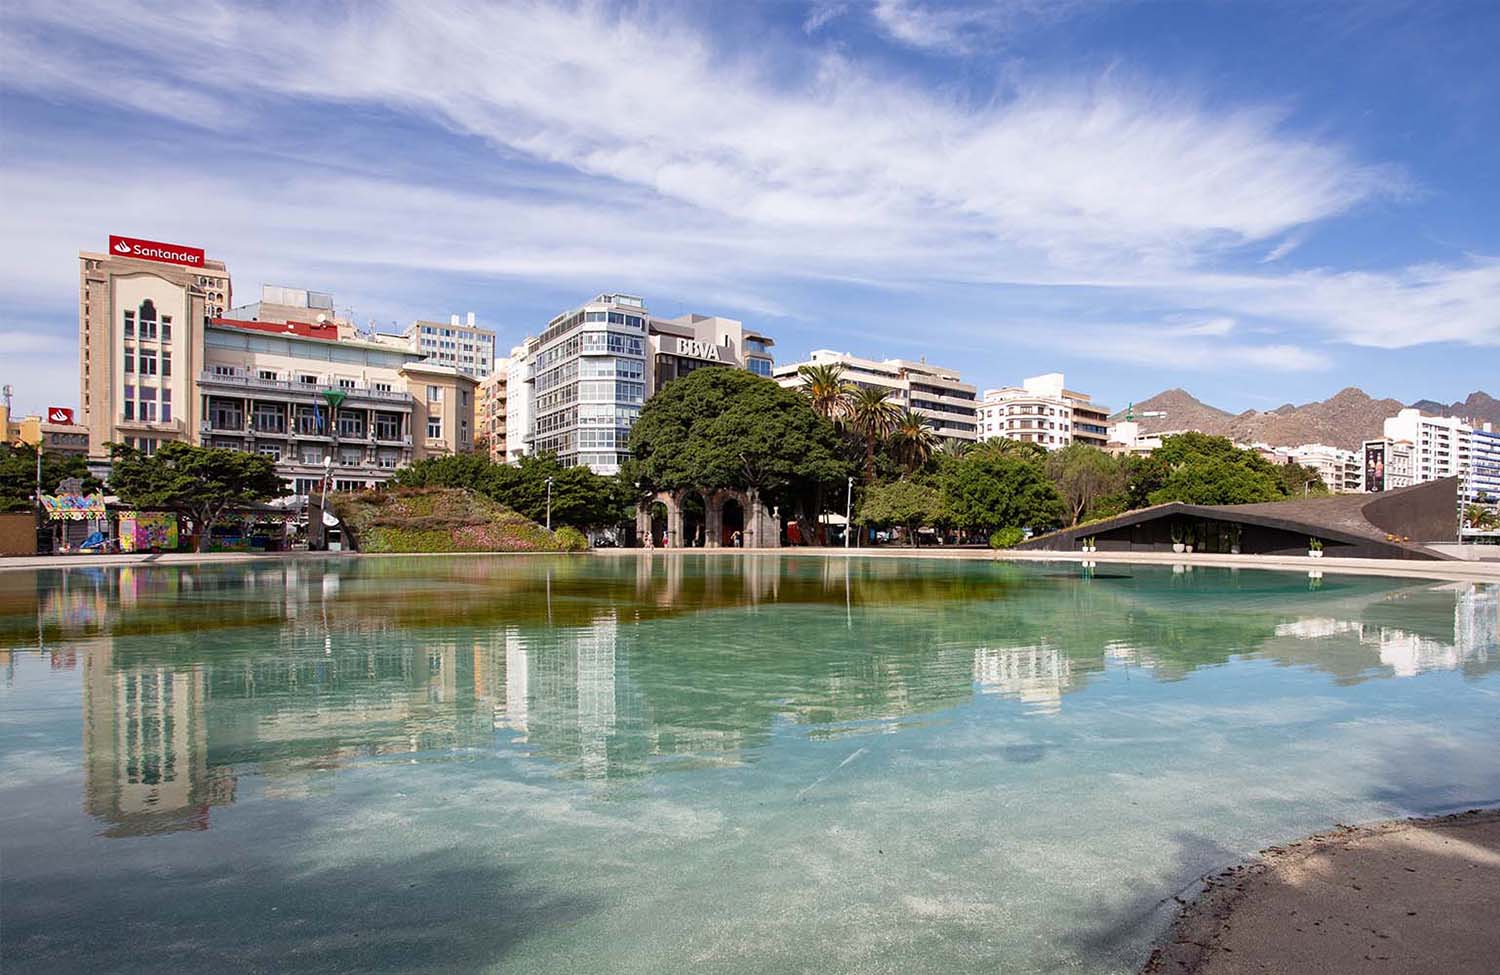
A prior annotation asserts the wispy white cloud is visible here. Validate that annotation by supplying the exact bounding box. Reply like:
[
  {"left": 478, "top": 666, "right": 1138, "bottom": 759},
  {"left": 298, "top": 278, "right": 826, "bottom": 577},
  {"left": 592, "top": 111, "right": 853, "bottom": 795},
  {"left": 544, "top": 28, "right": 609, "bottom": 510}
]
[
  {"left": 0, "top": 0, "right": 1492, "bottom": 420},
  {"left": 866, "top": 0, "right": 1118, "bottom": 53}
]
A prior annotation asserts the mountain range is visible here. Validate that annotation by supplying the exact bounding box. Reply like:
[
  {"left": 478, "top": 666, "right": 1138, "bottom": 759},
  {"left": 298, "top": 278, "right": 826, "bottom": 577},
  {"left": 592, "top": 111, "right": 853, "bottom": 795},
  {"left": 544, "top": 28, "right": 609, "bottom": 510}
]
[{"left": 1111, "top": 388, "right": 1499, "bottom": 452}]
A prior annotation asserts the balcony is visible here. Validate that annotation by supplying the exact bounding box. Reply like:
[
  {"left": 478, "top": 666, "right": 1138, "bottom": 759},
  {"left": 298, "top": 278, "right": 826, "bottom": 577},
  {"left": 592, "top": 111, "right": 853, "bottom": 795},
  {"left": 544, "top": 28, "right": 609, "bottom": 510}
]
[{"left": 197, "top": 371, "right": 413, "bottom": 405}]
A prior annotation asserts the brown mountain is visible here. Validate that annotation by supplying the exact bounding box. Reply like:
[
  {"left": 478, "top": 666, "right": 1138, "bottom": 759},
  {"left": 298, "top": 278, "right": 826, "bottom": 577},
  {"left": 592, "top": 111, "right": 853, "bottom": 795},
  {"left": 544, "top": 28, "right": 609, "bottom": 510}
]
[
  {"left": 1410, "top": 392, "right": 1500, "bottom": 428},
  {"left": 1113, "top": 387, "right": 1496, "bottom": 452}
]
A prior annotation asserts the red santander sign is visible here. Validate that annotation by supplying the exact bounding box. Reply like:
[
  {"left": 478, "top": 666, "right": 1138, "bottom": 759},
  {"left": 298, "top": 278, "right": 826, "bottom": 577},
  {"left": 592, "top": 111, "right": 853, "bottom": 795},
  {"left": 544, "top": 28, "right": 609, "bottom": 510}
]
[
  {"left": 108, "top": 234, "right": 205, "bottom": 268},
  {"left": 47, "top": 407, "right": 75, "bottom": 424}
]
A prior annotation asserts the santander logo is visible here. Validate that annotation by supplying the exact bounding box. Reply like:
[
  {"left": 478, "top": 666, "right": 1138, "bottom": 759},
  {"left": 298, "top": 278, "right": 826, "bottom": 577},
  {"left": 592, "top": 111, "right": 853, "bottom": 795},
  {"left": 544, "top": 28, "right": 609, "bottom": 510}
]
[
  {"left": 107, "top": 234, "right": 206, "bottom": 268},
  {"left": 47, "top": 407, "right": 75, "bottom": 424}
]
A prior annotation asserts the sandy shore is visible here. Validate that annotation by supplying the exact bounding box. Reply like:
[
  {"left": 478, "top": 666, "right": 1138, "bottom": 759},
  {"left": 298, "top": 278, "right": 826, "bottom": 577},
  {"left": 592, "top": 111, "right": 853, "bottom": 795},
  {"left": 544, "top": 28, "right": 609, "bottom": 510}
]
[{"left": 1141, "top": 808, "right": 1500, "bottom": 975}]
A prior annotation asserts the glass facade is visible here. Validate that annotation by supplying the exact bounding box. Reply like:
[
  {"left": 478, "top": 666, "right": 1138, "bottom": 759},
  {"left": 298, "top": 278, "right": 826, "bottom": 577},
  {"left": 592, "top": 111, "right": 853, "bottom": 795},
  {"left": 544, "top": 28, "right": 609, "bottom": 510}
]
[{"left": 531, "top": 295, "right": 648, "bottom": 474}]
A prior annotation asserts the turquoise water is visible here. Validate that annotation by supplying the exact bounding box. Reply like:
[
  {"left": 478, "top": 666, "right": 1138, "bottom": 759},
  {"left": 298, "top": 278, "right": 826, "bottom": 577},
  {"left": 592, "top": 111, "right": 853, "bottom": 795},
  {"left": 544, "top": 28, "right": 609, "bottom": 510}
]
[{"left": 1, "top": 555, "right": 1497, "bottom": 973}]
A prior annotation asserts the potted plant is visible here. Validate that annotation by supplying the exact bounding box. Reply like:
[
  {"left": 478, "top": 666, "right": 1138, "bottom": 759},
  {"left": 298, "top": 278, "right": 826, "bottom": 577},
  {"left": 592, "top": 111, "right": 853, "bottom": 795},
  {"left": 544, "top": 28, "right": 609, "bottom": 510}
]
[
  {"left": 1171, "top": 526, "right": 1185, "bottom": 554},
  {"left": 1228, "top": 524, "right": 1241, "bottom": 555},
  {"left": 1083, "top": 535, "right": 1097, "bottom": 553},
  {"left": 1184, "top": 526, "right": 1195, "bottom": 554},
  {"left": 1308, "top": 537, "right": 1324, "bottom": 558}
]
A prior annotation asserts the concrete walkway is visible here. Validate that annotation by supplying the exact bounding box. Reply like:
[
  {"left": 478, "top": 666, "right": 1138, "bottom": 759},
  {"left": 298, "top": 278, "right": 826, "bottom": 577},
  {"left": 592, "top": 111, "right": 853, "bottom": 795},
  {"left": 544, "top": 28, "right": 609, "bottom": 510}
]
[
  {"left": 4, "top": 546, "right": 1500, "bottom": 582},
  {"left": 1143, "top": 809, "right": 1500, "bottom": 975}
]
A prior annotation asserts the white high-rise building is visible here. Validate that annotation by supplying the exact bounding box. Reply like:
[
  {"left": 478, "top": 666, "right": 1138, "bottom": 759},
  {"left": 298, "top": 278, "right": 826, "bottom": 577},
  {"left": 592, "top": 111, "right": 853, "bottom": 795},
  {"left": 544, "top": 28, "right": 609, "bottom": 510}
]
[
  {"left": 773, "top": 350, "right": 979, "bottom": 440},
  {"left": 1383, "top": 408, "right": 1470, "bottom": 482},
  {"left": 505, "top": 337, "right": 537, "bottom": 464},
  {"left": 401, "top": 313, "right": 496, "bottom": 379},
  {"left": 1281, "top": 443, "right": 1363, "bottom": 494},
  {"left": 978, "top": 373, "right": 1111, "bottom": 451}
]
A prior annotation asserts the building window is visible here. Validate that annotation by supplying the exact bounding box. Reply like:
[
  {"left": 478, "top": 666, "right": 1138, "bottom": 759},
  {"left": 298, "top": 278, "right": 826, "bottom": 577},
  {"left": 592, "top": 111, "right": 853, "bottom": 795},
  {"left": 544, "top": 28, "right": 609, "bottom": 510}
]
[
  {"left": 337, "top": 411, "right": 365, "bottom": 438},
  {"left": 213, "top": 364, "right": 236, "bottom": 378},
  {"left": 124, "top": 351, "right": 134, "bottom": 373},
  {"left": 258, "top": 445, "right": 282, "bottom": 461},
  {"left": 161, "top": 351, "right": 171, "bottom": 377},
  {"left": 427, "top": 417, "right": 442, "bottom": 439},
  {"left": 300, "top": 374, "right": 318, "bottom": 385},
  {"left": 258, "top": 369, "right": 277, "bottom": 381},
  {"left": 339, "top": 378, "right": 355, "bottom": 389},
  {"left": 137, "top": 300, "right": 158, "bottom": 339},
  {"left": 374, "top": 382, "right": 393, "bottom": 393},
  {"left": 428, "top": 385, "right": 442, "bottom": 402},
  {"left": 138, "top": 349, "right": 157, "bottom": 375},
  {"left": 160, "top": 318, "right": 172, "bottom": 342},
  {"left": 123, "top": 311, "right": 134, "bottom": 337}
]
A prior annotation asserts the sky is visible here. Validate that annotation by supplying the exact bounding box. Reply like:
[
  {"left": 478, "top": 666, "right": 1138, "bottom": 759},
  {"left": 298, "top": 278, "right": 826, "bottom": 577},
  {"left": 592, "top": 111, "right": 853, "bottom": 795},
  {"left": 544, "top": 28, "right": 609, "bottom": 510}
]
[{"left": 1, "top": 0, "right": 1497, "bottom": 417}]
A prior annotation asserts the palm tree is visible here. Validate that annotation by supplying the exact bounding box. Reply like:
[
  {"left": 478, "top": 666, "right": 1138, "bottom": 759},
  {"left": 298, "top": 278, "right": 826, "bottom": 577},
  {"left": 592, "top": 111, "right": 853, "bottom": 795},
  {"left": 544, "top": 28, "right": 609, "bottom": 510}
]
[
  {"left": 796, "top": 363, "right": 852, "bottom": 424},
  {"left": 892, "top": 409, "right": 939, "bottom": 474},
  {"left": 847, "top": 386, "right": 901, "bottom": 482}
]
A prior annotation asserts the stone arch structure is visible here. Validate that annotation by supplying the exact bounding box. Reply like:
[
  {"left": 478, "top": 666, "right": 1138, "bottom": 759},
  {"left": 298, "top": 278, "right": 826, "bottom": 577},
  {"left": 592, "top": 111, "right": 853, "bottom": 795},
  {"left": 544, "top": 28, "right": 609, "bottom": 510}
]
[{"left": 636, "top": 487, "right": 780, "bottom": 548}]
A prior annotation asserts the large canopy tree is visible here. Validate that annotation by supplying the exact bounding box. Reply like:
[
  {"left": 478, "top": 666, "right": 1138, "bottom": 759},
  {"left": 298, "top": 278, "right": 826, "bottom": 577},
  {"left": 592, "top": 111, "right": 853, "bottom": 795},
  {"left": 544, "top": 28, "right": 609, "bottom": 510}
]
[
  {"left": 857, "top": 479, "right": 945, "bottom": 545},
  {"left": 626, "top": 367, "right": 849, "bottom": 515},
  {"left": 941, "top": 444, "right": 1066, "bottom": 534},
  {"left": 1044, "top": 443, "right": 1130, "bottom": 526},
  {"left": 1128, "top": 433, "right": 1286, "bottom": 507},
  {"left": 108, "top": 442, "right": 286, "bottom": 551}
]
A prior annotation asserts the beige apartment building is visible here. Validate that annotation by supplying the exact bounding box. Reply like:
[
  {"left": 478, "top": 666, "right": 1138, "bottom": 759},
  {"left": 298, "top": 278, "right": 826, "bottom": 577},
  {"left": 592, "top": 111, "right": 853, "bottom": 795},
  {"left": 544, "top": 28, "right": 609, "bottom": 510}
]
[
  {"left": 773, "top": 349, "right": 979, "bottom": 441},
  {"left": 978, "top": 373, "right": 1110, "bottom": 450},
  {"left": 78, "top": 240, "right": 474, "bottom": 494},
  {"left": 1, "top": 402, "right": 90, "bottom": 457},
  {"left": 477, "top": 368, "right": 508, "bottom": 462}
]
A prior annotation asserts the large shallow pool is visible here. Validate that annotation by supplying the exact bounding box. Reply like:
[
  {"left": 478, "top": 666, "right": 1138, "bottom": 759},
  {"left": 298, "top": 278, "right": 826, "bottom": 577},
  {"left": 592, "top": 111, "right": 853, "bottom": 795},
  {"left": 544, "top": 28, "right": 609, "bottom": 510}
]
[{"left": 2, "top": 555, "right": 1497, "bottom": 973}]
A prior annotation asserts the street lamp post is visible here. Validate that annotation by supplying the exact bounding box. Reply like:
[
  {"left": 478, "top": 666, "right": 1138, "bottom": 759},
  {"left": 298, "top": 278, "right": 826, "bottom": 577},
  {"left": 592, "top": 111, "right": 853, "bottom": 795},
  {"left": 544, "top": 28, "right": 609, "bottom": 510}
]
[
  {"left": 845, "top": 476, "right": 854, "bottom": 549},
  {"left": 546, "top": 476, "right": 554, "bottom": 531}
]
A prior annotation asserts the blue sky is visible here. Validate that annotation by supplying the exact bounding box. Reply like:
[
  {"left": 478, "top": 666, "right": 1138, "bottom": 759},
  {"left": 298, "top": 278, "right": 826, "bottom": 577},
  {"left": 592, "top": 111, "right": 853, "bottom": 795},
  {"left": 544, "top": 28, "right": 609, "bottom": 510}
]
[{"left": 1, "top": 0, "right": 1496, "bottom": 417}]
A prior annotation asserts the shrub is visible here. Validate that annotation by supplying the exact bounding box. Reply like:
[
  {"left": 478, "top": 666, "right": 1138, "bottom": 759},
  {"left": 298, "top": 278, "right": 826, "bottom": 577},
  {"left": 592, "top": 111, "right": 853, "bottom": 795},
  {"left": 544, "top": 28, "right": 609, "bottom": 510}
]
[
  {"left": 989, "top": 526, "right": 1025, "bottom": 549},
  {"left": 554, "top": 526, "right": 589, "bottom": 552}
]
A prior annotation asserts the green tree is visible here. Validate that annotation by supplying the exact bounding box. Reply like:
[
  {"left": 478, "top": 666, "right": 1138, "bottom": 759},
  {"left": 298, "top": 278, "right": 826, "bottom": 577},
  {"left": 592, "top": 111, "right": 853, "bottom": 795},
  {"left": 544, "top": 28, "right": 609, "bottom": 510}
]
[
  {"left": 942, "top": 447, "right": 1066, "bottom": 534},
  {"left": 796, "top": 362, "right": 852, "bottom": 424},
  {"left": 891, "top": 409, "right": 939, "bottom": 474},
  {"left": 0, "top": 443, "right": 98, "bottom": 512},
  {"left": 846, "top": 385, "right": 901, "bottom": 483},
  {"left": 1044, "top": 443, "right": 1130, "bottom": 526},
  {"left": 857, "top": 479, "right": 944, "bottom": 545},
  {"left": 1272, "top": 462, "right": 1329, "bottom": 498},
  {"left": 1128, "top": 433, "right": 1285, "bottom": 508},
  {"left": 628, "top": 368, "right": 850, "bottom": 504},
  {"left": 108, "top": 442, "right": 286, "bottom": 551}
]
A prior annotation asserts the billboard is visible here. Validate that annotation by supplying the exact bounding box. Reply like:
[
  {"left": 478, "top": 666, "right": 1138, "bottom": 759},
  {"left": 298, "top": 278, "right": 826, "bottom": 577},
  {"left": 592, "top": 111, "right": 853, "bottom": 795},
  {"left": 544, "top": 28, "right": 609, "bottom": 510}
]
[
  {"left": 46, "top": 407, "right": 74, "bottom": 424},
  {"left": 1364, "top": 443, "right": 1386, "bottom": 493},
  {"left": 107, "top": 235, "right": 205, "bottom": 268}
]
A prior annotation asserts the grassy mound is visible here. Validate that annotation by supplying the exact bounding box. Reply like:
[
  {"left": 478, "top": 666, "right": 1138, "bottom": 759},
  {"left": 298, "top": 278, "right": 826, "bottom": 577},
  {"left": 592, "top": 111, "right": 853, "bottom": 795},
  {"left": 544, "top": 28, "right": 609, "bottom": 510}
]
[{"left": 332, "top": 488, "right": 588, "bottom": 553}]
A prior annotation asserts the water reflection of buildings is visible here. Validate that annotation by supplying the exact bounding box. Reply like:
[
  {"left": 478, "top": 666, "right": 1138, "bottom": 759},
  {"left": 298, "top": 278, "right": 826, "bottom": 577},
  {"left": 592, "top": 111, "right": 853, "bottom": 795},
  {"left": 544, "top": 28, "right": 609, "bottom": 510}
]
[
  {"left": 8, "top": 563, "right": 1497, "bottom": 837},
  {"left": 972, "top": 644, "right": 1073, "bottom": 714}
]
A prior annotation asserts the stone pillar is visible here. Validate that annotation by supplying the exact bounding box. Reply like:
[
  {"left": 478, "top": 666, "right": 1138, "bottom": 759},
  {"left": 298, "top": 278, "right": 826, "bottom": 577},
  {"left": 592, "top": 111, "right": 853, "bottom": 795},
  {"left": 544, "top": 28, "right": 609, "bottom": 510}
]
[
  {"left": 667, "top": 492, "right": 685, "bottom": 548},
  {"left": 635, "top": 502, "right": 653, "bottom": 546},
  {"left": 745, "top": 489, "right": 781, "bottom": 548},
  {"left": 704, "top": 492, "right": 724, "bottom": 548}
]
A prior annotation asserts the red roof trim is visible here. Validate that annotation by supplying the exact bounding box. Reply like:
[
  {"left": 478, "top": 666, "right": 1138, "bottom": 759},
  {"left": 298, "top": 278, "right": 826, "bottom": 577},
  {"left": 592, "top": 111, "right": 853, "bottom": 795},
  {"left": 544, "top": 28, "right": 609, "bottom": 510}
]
[{"left": 211, "top": 317, "right": 342, "bottom": 339}]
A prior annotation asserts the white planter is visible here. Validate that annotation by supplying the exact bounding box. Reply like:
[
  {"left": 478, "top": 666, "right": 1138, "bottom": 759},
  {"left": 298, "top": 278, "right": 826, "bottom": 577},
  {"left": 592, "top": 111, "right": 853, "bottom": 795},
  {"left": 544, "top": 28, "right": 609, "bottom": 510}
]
[
  {"left": 1308, "top": 549, "right": 1323, "bottom": 558},
  {"left": 1185, "top": 545, "right": 1194, "bottom": 554},
  {"left": 1172, "top": 543, "right": 1185, "bottom": 553},
  {"left": 1230, "top": 546, "right": 1240, "bottom": 555}
]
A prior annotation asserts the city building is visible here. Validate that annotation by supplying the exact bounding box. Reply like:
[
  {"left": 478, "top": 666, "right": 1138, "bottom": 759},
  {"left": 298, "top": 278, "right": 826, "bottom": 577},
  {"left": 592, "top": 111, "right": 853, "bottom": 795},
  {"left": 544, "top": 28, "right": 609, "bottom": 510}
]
[
  {"left": 1383, "top": 408, "right": 1470, "bottom": 483},
  {"left": 647, "top": 314, "right": 775, "bottom": 388},
  {"left": 395, "top": 313, "right": 497, "bottom": 379},
  {"left": 774, "top": 350, "right": 979, "bottom": 441},
  {"left": 1, "top": 400, "right": 90, "bottom": 456},
  {"left": 977, "top": 373, "right": 1110, "bottom": 450},
  {"left": 1361, "top": 438, "right": 1416, "bottom": 492},
  {"left": 199, "top": 318, "right": 476, "bottom": 494},
  {"left": 1468, "top": 422, "right": 1500, "bottom": 506},
  {"left": 79, "top": 235, "right": 233, "bottom": 458},
  {"left": 505, "top": 338, "right": 537, "bottom": 464},
  {"left": 1276, "top": 443, "right": 1363, "bottom": 494},
  {"left": 529, "top": 293, "right": 650, "bottom": 474},
  {"left": 505, "top": 296, "right": 778, "bottom": 473},
  {"left": 1105, "top": 419, "right": 1164, "bottom": 456},
  {"left": 78, "top": 236, "right": 474, "bottom": 496},
  {"left": 477, "top": 366, "right": 508, "bottom": 462}
]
